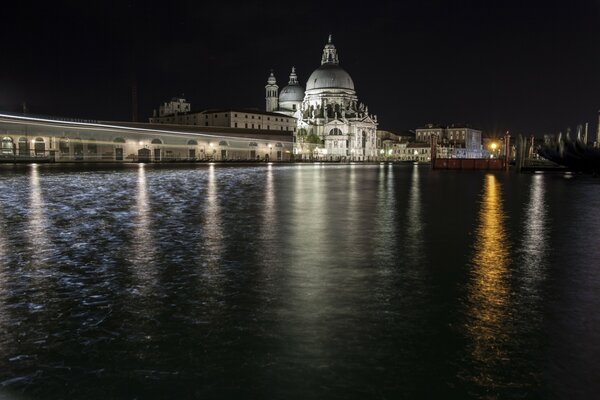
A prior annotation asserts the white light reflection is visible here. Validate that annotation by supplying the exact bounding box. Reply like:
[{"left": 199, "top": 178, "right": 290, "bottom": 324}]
[
  {"left": 28, "top": 164, "right": 50, "bottom": 267},
  {"left": 260, "top": 164, "right": 275, "bottom": 245},
  {"left": 373, "top": 163, "right": 397, "bottom": 268},
  {"left": 521, "top": 174, "right": 547, "bottom": 284},
  {"left": 283, "top": 165, "right": 330, "bottom": 359},
  {"left": 203, "top": 164, "right": 224, "bottom": 270},
  {"left": 130, "top": 164, "right": 158, "bottom": 292},
  {"left": 405, "top": 164, "right": 423, "bottom": 265}
]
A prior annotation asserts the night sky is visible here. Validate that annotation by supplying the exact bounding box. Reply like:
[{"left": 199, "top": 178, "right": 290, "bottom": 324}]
[{"left": 1, "top": 0, "right": 599, "bottom": 136}]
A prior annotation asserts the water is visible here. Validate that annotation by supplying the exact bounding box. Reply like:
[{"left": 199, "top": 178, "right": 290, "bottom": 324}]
[{"left": 0, "top": 163, "right": 599, "bottom": 399}]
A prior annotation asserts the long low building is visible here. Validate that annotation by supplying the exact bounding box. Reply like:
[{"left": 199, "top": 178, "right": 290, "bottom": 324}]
[{"left": 0, "top": 113, "right": 293, "bottom": 162}]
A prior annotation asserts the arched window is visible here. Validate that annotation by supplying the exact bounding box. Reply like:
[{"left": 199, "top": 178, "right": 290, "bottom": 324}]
[
  {"left": 1, "top": 137, "right": 14, "bottom": 154},
  {"left": 87, "top": 139, "right": 97, "bottom": 155},
  {"left": 219, "top": 141, "right": 229, "bottom": 146},
  {"left": 113, "top": 137, "right": 126, "bottom": 144},
  {"left": 73, "top": 138, "right": 84, "bottom": 159},
  {"left": 329, "top": 128, "right": 343, "bottom": 136},
  {"left": 18, "top": 137, "right": 29, "bottom": 156},
  {"left": 59, "top": 138, "right": 69, "bottom": 154},
  {"left": 151, "top": 138, "right": 163, "bottom": 145},
  {"left": 34, "top": 138, "right": 45, "bottom": 155},
  {"left": 187, "top": 139, "right": 198, "bottom": 145}
]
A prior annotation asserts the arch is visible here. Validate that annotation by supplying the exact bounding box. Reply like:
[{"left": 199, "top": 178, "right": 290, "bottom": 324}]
[
  {"left": 113, "top": 137, "right": 126, "bottom": 143},
  {"left": 87, "top": 139, "right": 97, "bottom": 155},
  {"left": 187, "top": 139, "right": 198, "bottom": 145},
  {"left": 1, "top": 137, "right": 14, "bottom": 155},
  {"left": 59, "top": 138, "right": 70, "bottom": 154},
  {"left": 34, "top": 138, "right": 45, "bottom": 155},
  {"left": 138, "top": 148, "right": 151, "bottom": 162},
  {"left": 219, "top": 140, "right": 229, "bottom": 146},
  {"left": 18, "top": 137, "right": 29, "bottom": 156},
  {"left": 329, "top": 128, "right": 343, "bottom": 136},
  {"left": 151, "top": 138, "right": 163, "bottom": 145},
  {"left": 72, "top": 138, "right": 84, "bottom": 160}
]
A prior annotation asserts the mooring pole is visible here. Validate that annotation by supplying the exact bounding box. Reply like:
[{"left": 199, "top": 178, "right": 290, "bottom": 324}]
[{"left": 504, "top": 132, "right": 511, "bottom": 171}]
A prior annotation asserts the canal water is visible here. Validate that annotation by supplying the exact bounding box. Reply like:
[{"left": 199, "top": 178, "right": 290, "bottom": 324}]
[{"left": 0, "top": 163, "right": 599, "bottom": 399}]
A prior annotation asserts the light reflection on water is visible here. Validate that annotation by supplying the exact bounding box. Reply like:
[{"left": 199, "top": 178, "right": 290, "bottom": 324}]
[
  {"left": 130, "top": 164, "right": 157, "bottom": 292},
  {"left": 203, "top": 164, "right": 224, "bottom": 270},
  {"left": 28, "top": 165, "right": 50, "bottom": 268},
  {"left": 464, "top": 173, "right": 512, "bottom": 391},
  {"left": 521, "top": 174, "right": 548, "bottom": 285},
  {"left": 405, "top": 164, "right": 423, "bottom": 266},
  {"left": 0, "top": 164, "right": 599, "bottom": 398}
]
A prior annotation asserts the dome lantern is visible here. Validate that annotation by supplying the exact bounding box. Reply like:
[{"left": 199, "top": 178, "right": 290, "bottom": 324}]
[{"left": 321, "top": 34, "right": 339, "bottom": 65}]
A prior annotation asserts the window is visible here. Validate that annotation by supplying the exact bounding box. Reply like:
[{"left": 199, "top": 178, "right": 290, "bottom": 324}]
[
  {"left": 87, "top": 140, "right": 97, "bottom": 155},
  {"left": 252, "top": 115, "right": 254, "bottom": 119},
  {"left": 252, "top": 124, "right": 255, "bottom": 129},
  {"left": 267, "top": 117, "right": 270, "bottom": 121},
  {"left": 245, "top": 123, "right": 248, "bottom": 128},
  {"left": 234, "top": 114, "right": 237, "bottom": 117},
  {"left": 258, "top": 116, "right": 261, "bottom": 120},
  {"left": 234, "top": 122, "right": 238, "bottom": 128}
]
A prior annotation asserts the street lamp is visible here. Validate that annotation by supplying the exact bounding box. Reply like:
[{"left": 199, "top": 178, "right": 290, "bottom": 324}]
[{"left": 489, "top": 142, "right": 498, "bottom": 158}]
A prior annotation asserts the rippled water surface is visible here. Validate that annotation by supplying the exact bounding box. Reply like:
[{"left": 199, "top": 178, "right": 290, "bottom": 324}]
[{"left": 0, "top": 163, "right": 599, "bottom": 399}]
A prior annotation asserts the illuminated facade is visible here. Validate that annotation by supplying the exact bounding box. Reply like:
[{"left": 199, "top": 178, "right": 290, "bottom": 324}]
[
  {"left": 0, "top": 114, "right": 292, "bottom": 162},
  {"left": 150, "top": 108, "right": 296, "bottom": 132},
  {"left": 266, "top": 36, "right": 379, "bottom": 160}
]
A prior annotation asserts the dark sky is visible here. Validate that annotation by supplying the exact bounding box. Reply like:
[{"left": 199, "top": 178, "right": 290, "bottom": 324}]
[{"left": 1, "top": 0, "right": 599, "bottom": 136}]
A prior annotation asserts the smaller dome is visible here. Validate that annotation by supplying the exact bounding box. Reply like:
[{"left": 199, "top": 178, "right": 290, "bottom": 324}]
[{"left": 279, "top": 84, "right": 305, "bottom": 102}]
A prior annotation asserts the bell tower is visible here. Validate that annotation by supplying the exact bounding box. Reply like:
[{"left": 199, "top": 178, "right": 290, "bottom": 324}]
[{"left": 265, "top": 71, "right": 279, "bottom": 112}]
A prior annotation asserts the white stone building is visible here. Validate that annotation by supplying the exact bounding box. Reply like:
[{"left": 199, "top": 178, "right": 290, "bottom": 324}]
[
  {"left": 149, "top": 107, "right": 296, "bottom": 132},
  {"left": 0, "top": 114, "right": 293, "bottom": 163},
  {"left": 265, "top": 35, "right": 379, "bottom": 161}
]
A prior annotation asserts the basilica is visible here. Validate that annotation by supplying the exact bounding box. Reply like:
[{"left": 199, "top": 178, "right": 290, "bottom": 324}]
[{"left": 265, "top": 36, "right": 378, "bottom": 160}]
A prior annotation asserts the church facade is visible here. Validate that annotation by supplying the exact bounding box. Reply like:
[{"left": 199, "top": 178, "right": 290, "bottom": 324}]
[{"left": 265, "top": 36, "right": 379, "bottom": 161}]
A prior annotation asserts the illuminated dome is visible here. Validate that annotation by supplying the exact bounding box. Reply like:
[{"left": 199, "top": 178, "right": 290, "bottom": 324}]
[
  {"left": 306, "top": 35, "right": 355, "bottom": 91},
  {"left": 306, "top": 64, "right": 354, "bottom": 91},
  {"left": 279, "top": 67, "right": 304, "bottom": 102},
  {"left": 279, "top": 85, "right": 304, "bottom": 102}
]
